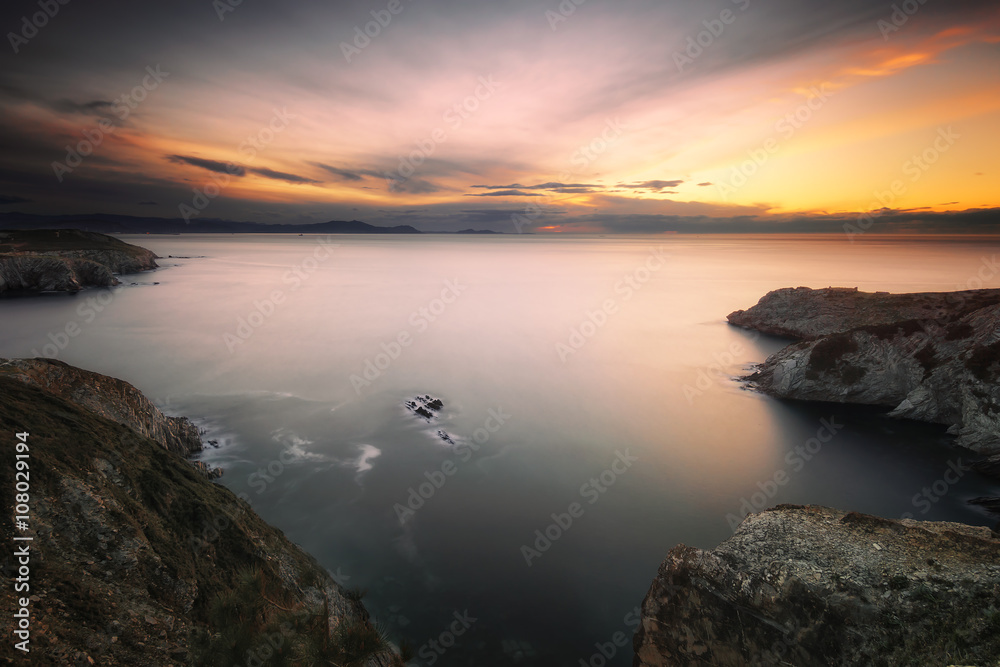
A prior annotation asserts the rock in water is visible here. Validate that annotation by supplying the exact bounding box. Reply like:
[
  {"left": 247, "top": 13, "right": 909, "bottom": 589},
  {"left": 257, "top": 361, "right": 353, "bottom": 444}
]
[{"left": 633, "top": 505, "right": 1000, "bottom": 666}]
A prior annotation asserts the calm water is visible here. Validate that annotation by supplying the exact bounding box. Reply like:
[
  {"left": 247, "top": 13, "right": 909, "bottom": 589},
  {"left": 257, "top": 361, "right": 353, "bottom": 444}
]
[{"left": 2, "top": 233, "right": 999, "bottom": 665}]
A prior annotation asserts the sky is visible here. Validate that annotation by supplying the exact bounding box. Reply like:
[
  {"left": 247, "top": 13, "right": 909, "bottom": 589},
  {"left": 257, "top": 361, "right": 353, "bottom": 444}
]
[{"left": 0, "top": 0, "right": 998, "bottom": 233}]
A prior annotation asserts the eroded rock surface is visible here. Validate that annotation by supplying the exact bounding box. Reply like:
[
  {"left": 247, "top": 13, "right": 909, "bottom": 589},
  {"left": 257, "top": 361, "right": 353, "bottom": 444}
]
[{"left": 634, "top": 505, "right": 1000, "bottom": 667}]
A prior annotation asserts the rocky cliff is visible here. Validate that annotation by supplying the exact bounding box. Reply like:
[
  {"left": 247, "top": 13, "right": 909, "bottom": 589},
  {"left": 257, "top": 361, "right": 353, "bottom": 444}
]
[
  {"left": 633, "top": 505, "right": 1000, "bottom": 666},
  {"left": 0, "top": 229, "right": 158, "bottom": 294},
  {"left": 729, "top": 287, "right": 1000, "bottom": 455},
  {"left": 727, "top": 286, "right": 1000, "bottom": 340},
  {"left": 0, "top": 360, "right": 403, "bottom": 666},
  {"left": 0, "top": 358, "right": 202, "bottom": 457}
]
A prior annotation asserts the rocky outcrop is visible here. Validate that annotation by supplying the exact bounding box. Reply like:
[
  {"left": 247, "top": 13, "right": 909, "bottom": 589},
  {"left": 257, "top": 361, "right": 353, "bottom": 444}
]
[
  {"left": 0, "top": 361, "right": 402, "bottom": 666},
  {"left": 0, "top": 228, "right": 158, "bottom": 294},
  {"left": 731, "top": 287, "right": 1000, "bottom": 455},
  {"left": 0, "top": 358, "right": 202, "bottom": 457},
  {"left": 727, "top": 286, "right": 1000, "bottom": 340},
  {"left": 633, "top": 505, "right": 1000, "bottom": 666}
]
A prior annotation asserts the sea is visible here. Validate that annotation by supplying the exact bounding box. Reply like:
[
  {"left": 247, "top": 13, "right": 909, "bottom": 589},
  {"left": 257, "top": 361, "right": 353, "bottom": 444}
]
[{"left": 2, "top": 233, "right": 998, "bottom": 665}]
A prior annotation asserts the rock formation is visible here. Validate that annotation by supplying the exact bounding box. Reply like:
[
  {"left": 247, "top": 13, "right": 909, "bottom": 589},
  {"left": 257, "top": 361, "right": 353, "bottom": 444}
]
[
  {"left": 633, "top": 505, "right": 1000, "bottom": 666},
  {"left": 729, "top": 287, "right": 1000, "bottom": 455},
  {"left": 0, "top": 229, "right": 158, "bottom": 294},
  {"left": 0, "top": 358, "right": 202, "bottom": 457},
  {"left": 0, "top": 360, "right": 403, "bottom": 666}
]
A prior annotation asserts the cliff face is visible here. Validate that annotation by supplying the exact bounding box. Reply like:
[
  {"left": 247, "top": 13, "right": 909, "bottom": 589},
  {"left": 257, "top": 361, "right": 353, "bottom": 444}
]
[
  {"left": 633, "top": 505, "right": 1000, "bottom": 667},
  {"left": 0, "top": 358, "right": 202, "bottom": 457},
  {"left": 0, "top": 360, "right": 402, "bottom": 666},
  {"left": 0, "top": 229, "right": 158, "bottom": 294},
  {"left": 727, "top": 286, "right": 1000, "bottom": 340},
  {"left": 730, "top": 287, "right": 1000, "bottom": 455}
]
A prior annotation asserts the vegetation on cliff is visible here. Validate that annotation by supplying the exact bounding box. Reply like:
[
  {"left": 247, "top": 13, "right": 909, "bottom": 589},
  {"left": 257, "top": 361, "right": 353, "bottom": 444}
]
[
  {"left": 0, "top": 229, "right": 158, "bottom": 294},
  {"left": 0, "top": 361, "right": 405, "bottom": 666}
]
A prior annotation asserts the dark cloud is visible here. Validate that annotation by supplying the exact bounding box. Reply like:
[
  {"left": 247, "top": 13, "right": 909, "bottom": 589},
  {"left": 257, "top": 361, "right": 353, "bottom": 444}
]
[
  {"left": 697, "top": 182, "right": 713, "bottom": 187},
  {"left": 138, "top": 200, "right": 158, "bottom": 205},
  {"left": 621, "top": 180, "right": 684, "bottom": 190},
  {"left": 0, "top": 195, "right": 31, "bottom": 205},
  {"left": 167, "top": 155, "right": 246, "bottom": 176},
  {"left": 466, "top": 190, "right": 545, "bottom": 197},
  {"left": 310, "top": 162, "right": 384, "bottom": 182},
  {"left": 248, "top": 167, "right": 321, "bottom": 184},
  {"left": 50, "top": 99, "right": 115, "bottom": 116},
  {"left": 472, "top": 182, "right": 602, "bottom": 191}
]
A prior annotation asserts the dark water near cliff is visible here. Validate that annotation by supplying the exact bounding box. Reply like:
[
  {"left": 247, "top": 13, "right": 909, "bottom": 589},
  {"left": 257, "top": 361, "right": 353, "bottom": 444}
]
[{"left": 2, "top": 233, "right": 999, "bottom": 665}]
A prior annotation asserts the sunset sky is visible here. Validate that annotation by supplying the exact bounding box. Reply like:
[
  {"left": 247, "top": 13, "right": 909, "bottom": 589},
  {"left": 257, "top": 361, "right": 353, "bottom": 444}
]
[{"left": 1, "top": 0, "right": 998, "bottom": 232}]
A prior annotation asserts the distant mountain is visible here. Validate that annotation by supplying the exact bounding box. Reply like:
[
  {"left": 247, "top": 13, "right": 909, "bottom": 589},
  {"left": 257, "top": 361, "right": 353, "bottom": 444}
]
[{"left": 0, "top": 212, "right": 423, "bottom": 235}]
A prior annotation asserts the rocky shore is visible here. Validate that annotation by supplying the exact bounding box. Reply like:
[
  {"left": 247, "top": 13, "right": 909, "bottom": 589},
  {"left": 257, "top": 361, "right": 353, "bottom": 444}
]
[
  {"left": 0, "top": 229, "right": 158, "bottom": 294},
  {"left": 633, "top": 505, "right": 1000, "bottom": 666},
  {"left": 729, "top": 286, "right": 1000, "bottom": 457},
  {"left": 633, "top": 287, "right": 1000, "bottom": 666},
  {"left": 0, "top": 359, "right": 404, "bottom": 666}
]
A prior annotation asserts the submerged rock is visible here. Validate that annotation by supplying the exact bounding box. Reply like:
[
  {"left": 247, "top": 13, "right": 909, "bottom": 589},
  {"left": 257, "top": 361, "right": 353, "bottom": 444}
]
[
  {"left": 405, "top": 394, "right": 444, "bottom": 421},
  {"left": 633, "top": 505, "right": 1000, "bottom": 666}
]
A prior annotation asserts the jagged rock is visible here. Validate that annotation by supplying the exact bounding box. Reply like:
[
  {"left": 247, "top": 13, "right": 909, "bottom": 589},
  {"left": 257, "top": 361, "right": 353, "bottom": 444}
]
[
  {"left": 0, "top": 229, "right": 158, "bottom": 294},
  {"left": 727, "top": 286, "right": 1000, "bottom": 340},
  {"left": 732, "top": 288, "right": 1000, "bottom": 455},
  {"left": 0, "top": 358, "right": 202, "bottom": 456},
  {"left": 634, "top": 505, "right": 1000, "bottom": 666},
  {"left": 0, "top": 360, "right": 403, "bottom": 666}
]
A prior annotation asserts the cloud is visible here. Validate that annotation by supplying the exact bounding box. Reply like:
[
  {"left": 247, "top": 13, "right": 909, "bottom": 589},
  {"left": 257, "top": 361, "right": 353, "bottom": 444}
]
[
  {"left": 472, "top": 182, "right": 603, "bottom": 191},
  {"left": 167, "top": 155, "right": 246, "bottom": 176},
  {"left": 137, "top": 200, "right": 158, "bottom": 205},
  {"left": 248, "top": 167, "right": 321, "bottom": 184},
  {"left": 0, "top": 195, "right": 32, "bottom": 205},
  {"left": 310, "top": 162, "right": 385, "bottom": 182},
  {"left": 466, "top": 189, "right": 545, "bottom": 197},
  {"left": 621, "top": 180, "right": 684, "bottom": 191}
]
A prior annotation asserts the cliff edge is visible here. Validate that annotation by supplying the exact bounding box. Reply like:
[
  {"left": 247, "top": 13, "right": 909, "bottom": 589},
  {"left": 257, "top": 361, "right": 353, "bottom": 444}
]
[
  {"left": 634, "top": 505, "right": 1000, "bottom": 666},
  {"left": 729, "top": 287, "right": 1000, "bottom": 455},
  {"left": 0, "top": 229, "right": 158, "bottom": 294},
  {"left": 0, "top": 359, "right": 403, "bottom": 666}
]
